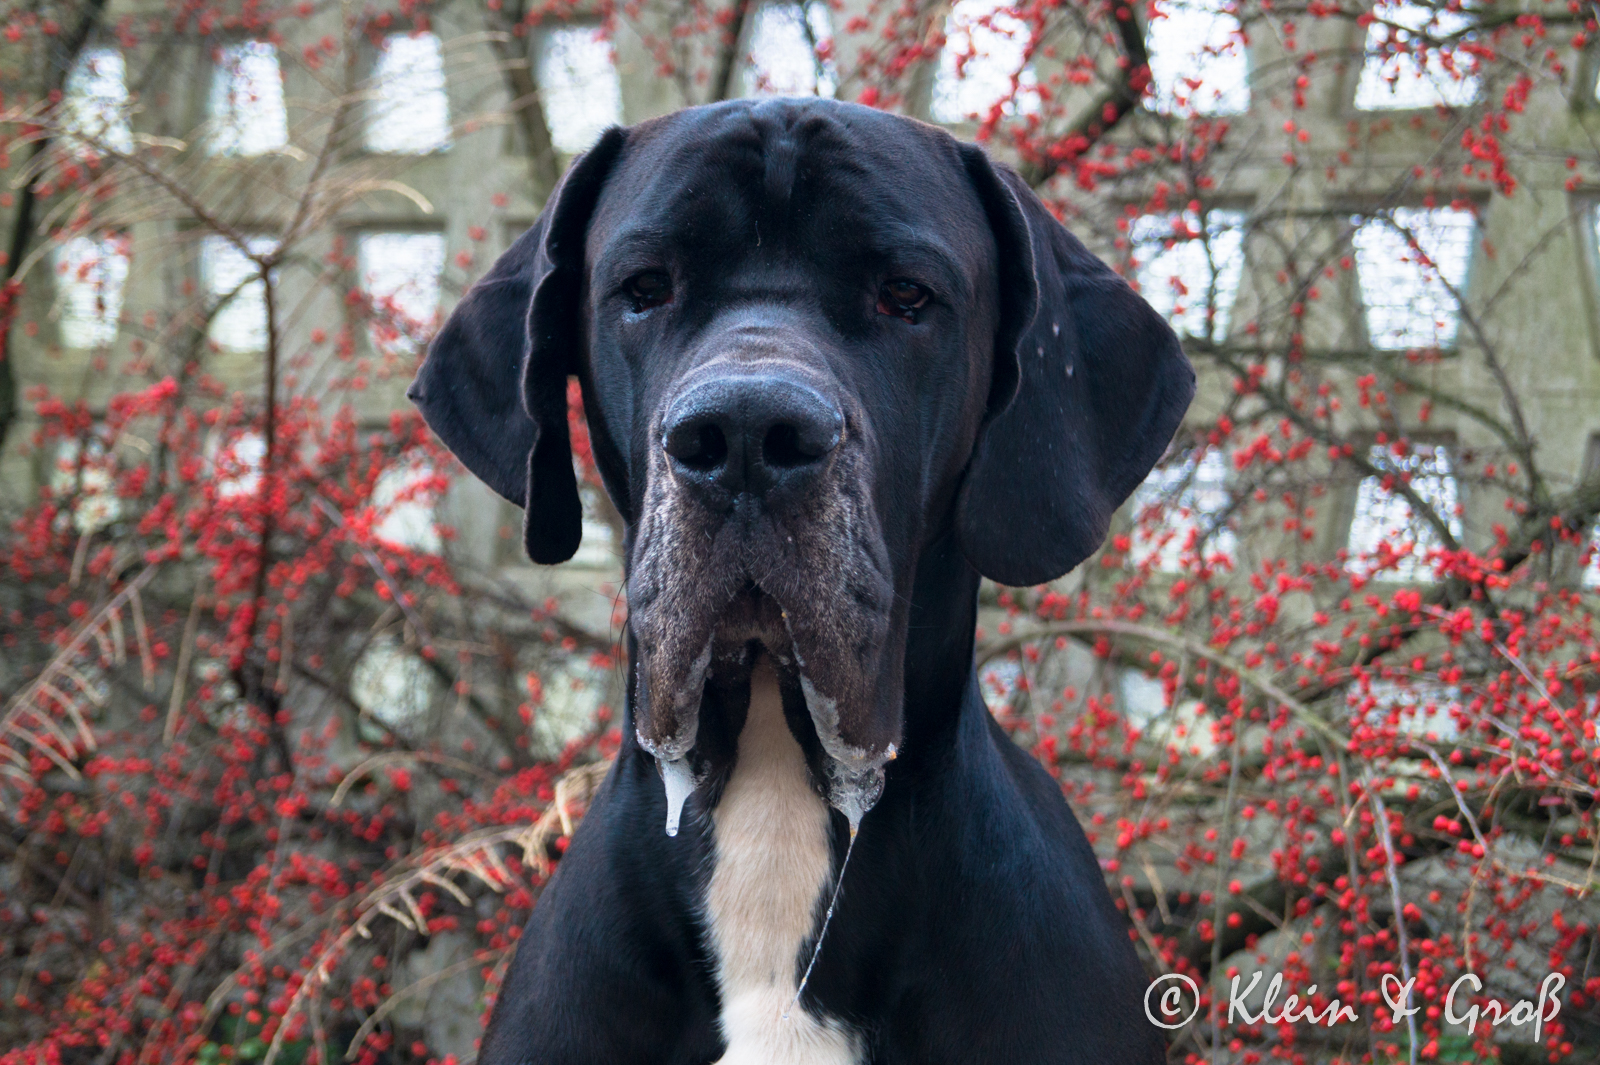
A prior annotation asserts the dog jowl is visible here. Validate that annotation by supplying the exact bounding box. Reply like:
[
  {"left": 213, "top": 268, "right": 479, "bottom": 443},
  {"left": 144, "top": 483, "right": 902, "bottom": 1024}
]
[
  {"left": 628, "top": 329, "right": 901, "bottom": 834},
  {"left": 410, "top": 98, "right": 1192, "bottom": 1065}
]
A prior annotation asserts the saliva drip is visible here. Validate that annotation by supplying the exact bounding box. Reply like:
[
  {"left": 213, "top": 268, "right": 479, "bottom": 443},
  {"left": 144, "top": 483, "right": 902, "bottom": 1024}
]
[
  {"left": 661, "top": 757, "right": 695, "bottom": 837},
  {"left": 781, "top": 822, "right": 859, "bottom": 1023}
]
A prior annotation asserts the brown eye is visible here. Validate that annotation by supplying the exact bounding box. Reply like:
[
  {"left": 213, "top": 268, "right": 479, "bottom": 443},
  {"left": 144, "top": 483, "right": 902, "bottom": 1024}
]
[
  {"left": 877, "top": 280, "right": 930, "bottom": 321},
  {"left": 626, "top": 271, "right": 672, "bottom": 311}
]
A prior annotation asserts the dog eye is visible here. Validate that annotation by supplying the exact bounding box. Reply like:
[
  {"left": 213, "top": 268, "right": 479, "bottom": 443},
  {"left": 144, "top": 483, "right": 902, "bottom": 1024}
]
[
  {"left": 626, "top": 271, "right": 673, "bottom": 311},
  {"left": 877, "top": 280, "right": 930, "bottom": 321}
]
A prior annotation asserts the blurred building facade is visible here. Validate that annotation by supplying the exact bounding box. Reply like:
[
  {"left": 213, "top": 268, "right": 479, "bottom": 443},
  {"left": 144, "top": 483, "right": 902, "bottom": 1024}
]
[{"left": 4, "top": 0, "right": 1598, "bottom": 601}]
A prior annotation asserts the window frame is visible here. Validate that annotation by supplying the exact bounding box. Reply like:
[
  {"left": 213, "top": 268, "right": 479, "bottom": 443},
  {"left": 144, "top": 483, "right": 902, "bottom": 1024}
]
[
  {"left": 1143, "top": 0, "right": 1252, "bottom": 118},
  {"left": 350, "top": 226, "right": 449, "bottom": 358},
  {"left": 1126, "top": 204, "right": 1250, "bottom": 345},
  {"left": 1126, "top": 445, "right": 1239, "bottom": 574},
  {"left": 740, "top": 0, "right": 838, "bottom": 100},
  {"left": 1348, "top": 204, "right": 1479, "bottom": 354},
  {"left": 53, "top": 231, "right": 132, "bottom": 351},
  {"left": 61, "top": 45, "right": 134, "bottom": 156},
  {"left": 1347, "top": 0, "right": 1483, "bottom": 114},
  {"left": 927, "top": 0, "right": 1043, "bottom": 127},
  {"left": 370, "top": 450, "right": 445, "bottom": 554},
  {"left": 531, "top": 22, "right": 625, "bottom": 155},
  {"left": 1340, "top": 436, "right": 1466, "bottom": 584},
  {"left": 197, "top": 232, "right": 280, "bottom": 354},
  {"left": 361, "top": 29, "right": 453, "bottom": 156},
  {"left": 47, "top": 431, "right": 124, "bottom": 533},
  {"left": 205, "top": 38, "right": 291, "bottom": 158}
]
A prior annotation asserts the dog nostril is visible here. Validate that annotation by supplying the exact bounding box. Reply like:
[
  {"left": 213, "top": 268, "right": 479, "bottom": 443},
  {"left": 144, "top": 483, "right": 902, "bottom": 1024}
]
[
  {"left": 762, "top": 424, "right": 806, "bottom": 469},
  {"left": 694, "top": 424, "right": 728, "bottom": 470},
  {"left": 763, "top": 414, "right": 841, "bottom": 470},
  {"left": 666, "top": 420, "right": 728, "bottom": 471},
  {"left": 663, "top": 380, "right": 841, "bottom": 488}
]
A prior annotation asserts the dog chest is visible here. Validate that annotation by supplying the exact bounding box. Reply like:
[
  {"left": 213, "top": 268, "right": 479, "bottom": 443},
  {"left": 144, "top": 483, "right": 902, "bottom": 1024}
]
[{"left": 703, "top": 660, "right": 860, "bottom": 1065}]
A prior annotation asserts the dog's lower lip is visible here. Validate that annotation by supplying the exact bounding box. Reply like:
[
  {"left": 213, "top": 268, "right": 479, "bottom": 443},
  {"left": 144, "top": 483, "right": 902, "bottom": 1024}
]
[
  {"left": 648, "top": 642, "right": 767, "bottom": 839},
  {"left": 642, "top": 592, "right": 893, "bottom": 838}
]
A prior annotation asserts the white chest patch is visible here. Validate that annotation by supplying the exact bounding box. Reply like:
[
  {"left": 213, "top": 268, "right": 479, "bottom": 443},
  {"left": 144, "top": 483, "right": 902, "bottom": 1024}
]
[{"left": 703, "top": 660, "right": 860, "bottom": 1065}]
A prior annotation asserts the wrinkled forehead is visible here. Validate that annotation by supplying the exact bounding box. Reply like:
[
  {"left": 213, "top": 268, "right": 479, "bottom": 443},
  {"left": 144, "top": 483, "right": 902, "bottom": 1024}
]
[{"left": 586, "top": 101, "right": 994, "bottom": 269}]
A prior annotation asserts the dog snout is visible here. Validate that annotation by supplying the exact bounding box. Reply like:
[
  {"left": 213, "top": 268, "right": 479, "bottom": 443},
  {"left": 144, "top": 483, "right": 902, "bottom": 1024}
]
[{"left": 662, "top": 375, "right": 843, "bottom": 499}]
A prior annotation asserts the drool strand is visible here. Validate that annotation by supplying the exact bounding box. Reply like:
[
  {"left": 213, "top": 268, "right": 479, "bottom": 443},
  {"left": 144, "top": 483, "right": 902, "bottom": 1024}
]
[{"left": 781, "top": 823, "right": 859, "bottom": 1023}]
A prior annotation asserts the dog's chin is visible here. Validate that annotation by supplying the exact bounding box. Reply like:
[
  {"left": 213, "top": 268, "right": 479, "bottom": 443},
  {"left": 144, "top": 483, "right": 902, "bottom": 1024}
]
[{"left": 634, "top": 583, "right": 894, "bottom": 836}]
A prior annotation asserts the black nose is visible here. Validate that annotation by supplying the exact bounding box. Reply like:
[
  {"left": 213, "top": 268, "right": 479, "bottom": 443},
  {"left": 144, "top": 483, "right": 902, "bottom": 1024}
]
[{"left": 662, "top": 375, "right": 843, "bottom": 498}]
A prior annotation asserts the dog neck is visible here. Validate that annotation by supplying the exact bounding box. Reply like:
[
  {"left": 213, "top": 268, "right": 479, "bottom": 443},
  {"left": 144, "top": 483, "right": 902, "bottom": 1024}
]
[
  {"left": 899, "top": 529, "right": 986, "bottom": 749},
  {"left": 703, "top": 657, "right": 860, "bottom": 1064},
  {"left": 686, "top": 530, "right": 984, "bottom": 1063}
]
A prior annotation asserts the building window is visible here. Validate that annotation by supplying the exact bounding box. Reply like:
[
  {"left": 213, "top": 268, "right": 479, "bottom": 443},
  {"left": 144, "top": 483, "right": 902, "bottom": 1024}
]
[
  {"left": 201, "top": 235, "right": 278, "bottom": 352},
  {"left": 1352, "top": 679, "right": 1462, "bottom": 741},
  {"left": 372, "top": 457, "right": 442, "bottom": 553},
  {"left": 62, "top": 48, "right": 133, "bottom": 154},
  {"left": 1146, "top": 0, "right": 1249, "bottom": 116},
  {"left": 366, "top": 32, "right": 451, "bottom": 153},
  {"left": 50, "top": 437, "right": 121, "bottom": 533},
  {"left": 1129, "top": 449, "right": 1236, "bottom": 572},
  {"left": 351, "top": 637, "right": 439, "bottom": 736},
  {"left": 357, "top": 231, "right": 446, "bottom": 356},
  {"left": 523, "top": 652, "right": 612, "bottom": 758},
  {"left": 1122, "top": 668, "right": 1216, "bottom": 756},
  {"left": 1355, "top": 1, "right": 1479, "bottom": 111},
  {"left": 745, "top": 2, "right": 836, "bottom": 98},
  {"left": 1131, "top": 209, "right": 1246, "bottom": 342},
  {"left": 55, "top": 234, "right": 130, "bottom": 349},
  {"left": 931, "top": 0, "right": 1040, "bottom": 123},
  {"left": 536, "top": 26, "right": 623, "bottom": 154},
  {"left": 978, "top": 657, "right": 1023, "bottom": 716},
  {"left": 1346, "top": 443, "right": 1463, "bottom": 582},
  {"left": 213, "top": 430, "right": 266, "bottom": 499},
  {"left": 1352, "top": 207, "right": 1474, "bottom": 351},
  {"left": 208, "top": 41, "right": 288, "bottom": 156}
]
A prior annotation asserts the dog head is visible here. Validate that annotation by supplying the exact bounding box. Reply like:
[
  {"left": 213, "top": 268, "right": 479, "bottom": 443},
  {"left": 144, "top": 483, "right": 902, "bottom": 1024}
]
[{"left": 409, "top": 99, "right": 1192, "bottom": 827}]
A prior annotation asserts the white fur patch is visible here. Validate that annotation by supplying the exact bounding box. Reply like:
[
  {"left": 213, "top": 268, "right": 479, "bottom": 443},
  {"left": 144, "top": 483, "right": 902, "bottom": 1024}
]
[{"left": 704, "top": 660, "right": 859, "bottom": 1065}]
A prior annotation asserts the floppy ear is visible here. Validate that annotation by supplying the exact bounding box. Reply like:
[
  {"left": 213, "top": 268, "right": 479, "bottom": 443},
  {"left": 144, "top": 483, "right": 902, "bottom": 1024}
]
[
  {"left": 955, "top": 145, "right": 1196, "bottom": 587},
  {"left": 407, "top": 128, "right": 625, "bottom": 564}
]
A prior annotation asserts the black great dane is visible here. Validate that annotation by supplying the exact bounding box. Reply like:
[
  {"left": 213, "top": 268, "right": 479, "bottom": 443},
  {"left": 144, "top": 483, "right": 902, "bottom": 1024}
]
[{"left": 409, "top": 98, "right": 1192, "bottom": 1065}]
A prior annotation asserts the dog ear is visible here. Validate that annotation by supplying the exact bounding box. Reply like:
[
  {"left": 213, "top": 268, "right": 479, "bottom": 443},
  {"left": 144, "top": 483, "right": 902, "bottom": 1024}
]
[
  {"left": 955, "top": 145, "right": 1196, "bottom": 587},
  {"left": 407, "top": 128, "right": 625, "bottom": 564}
]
